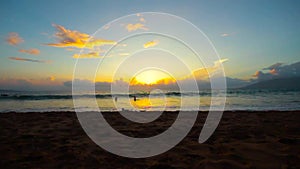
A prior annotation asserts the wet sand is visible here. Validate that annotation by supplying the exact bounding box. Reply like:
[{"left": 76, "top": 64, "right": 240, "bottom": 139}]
[{"left": 0, "top": 111, "right": 300, "bottom": 169}]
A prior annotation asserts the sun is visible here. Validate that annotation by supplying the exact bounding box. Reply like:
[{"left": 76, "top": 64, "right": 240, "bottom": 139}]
[{"left": 133, "top": 69, "right": 172, "bottom": 85}]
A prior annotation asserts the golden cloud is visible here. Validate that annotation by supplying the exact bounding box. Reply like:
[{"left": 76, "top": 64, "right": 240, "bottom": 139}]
[
  {"left": 6, "top": 32, "right": 24, "bottom": 46},
  {"left": 73, "top": 52, "right": 101, "bottom": 58},
  {"left": 143, "top": 40, "right": 159, "bottom": 48},
  {"left": 191, "top": 58, "right": 228, "bottom": 80},
  {"left": 19, "top": 48, "right": 40, "bottom": 55},
  {"left": 118, "top": 53, "right": 130, "bottom": 56},
  {"left": 46, "top": 24, "right": 116, "bottom": 49},
  {"left": 126, "top": 23, "right": 148, "bottom": 32},
  {"left": 8, "top": 57, "right": 51, "bottom": 63}
]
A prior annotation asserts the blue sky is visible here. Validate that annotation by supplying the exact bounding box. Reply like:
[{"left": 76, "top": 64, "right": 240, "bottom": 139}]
[{"left": 0, "top": 0, "right": 299, "bottom": 90}]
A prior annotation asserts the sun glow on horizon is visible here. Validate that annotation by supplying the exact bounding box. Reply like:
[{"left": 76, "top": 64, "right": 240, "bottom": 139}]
[{"left": 132, "top": 69, "right": 174, "bottom": 85}]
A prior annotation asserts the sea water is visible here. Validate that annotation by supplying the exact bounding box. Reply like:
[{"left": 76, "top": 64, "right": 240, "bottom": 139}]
[{"left": 0, "top": 89, "right": 299, "bottom": 112}]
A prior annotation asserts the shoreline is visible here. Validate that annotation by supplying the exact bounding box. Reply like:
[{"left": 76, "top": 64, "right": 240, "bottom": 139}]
[
  {"left": 1, "top": 111, "right": 300, "bottom": 168},
  {"left": 2, "top": 110, "right": 300, "bottom": 114}
]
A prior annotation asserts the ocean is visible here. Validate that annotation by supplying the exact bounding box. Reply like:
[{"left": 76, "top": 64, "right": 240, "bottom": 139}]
[{"left": 0, "top": 89, "right": 299, "bottom": 112}]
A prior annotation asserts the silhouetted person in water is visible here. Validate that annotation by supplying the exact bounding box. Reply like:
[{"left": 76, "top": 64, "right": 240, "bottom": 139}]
[{"left": 133, "top": 96, "right": 137, "bottom": 101}]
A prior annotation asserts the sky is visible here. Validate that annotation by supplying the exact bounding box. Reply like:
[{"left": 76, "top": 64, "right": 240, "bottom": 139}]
[{"left": 0, "top": 0, "right": 299, "bottom": 91}]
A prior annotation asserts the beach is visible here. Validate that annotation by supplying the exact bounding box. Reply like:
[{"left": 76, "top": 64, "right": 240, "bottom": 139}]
[{"left": 0, "top": 111, "right": 299, "bottom": 169}]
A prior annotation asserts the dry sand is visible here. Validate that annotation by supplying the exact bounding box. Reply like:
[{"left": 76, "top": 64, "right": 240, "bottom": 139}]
[{"left": 0, "top": 111, "right": 299, "bottom": 169}]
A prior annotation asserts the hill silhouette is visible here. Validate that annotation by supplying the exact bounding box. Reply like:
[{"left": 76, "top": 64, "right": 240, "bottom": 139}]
[{"left": 243, "top": 77, "right": 300, "bottom": 89}]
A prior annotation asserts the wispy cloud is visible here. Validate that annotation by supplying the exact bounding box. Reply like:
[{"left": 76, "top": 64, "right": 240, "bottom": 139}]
[
  {"left": 220, "top": 33, "right": 230, "bottom": 37},
  {"left": 18, "top": 48, "right": 40, "bottom": 55},
  {"left": 136, "top": 13, "right": 146, "bottom": 23},
  {"left": 214, "top": 58, "right": 228, "bottom": 65},
  {"left": 118, "top": 53, "right": 130, "bottom": 56},
  {"left": 126, "top": 23, "right": 148, "bottom": 32},
  {"left": 65, "top": 48, "right": 76, "bottom": 51},
  {"left": 103, "top": 24, "right": 110, "bottom": 30},
  {"left": 46, "top": 24, "right": 116, "bottom": 49},
  {"left": 140, "top": 17, "right": 146, "bottom": 23},
  {"left": 8, "top": 57, "right": 51, "bottom": 63},
  {"left": 73, "top": 52, "right": 101, "bottom": 58},
  {"left": 6, "top": 32, "right": 24, "bottom": 46}
]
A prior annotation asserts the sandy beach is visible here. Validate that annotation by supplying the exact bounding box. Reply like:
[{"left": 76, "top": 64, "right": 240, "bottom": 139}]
[{"left": 0, "top": 111, "right": 299, "bottom": 169}]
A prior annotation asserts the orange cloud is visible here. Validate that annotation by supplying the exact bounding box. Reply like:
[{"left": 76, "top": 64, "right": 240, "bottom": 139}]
[
  {"left": 126, "top": 23, "right": 148, "bottom": 32},
  {"left": 18, "top": 48, "right": 40, "bottom": 55},
  {"left": 253, "top": 71, "right": 261, "bottom": 77},
  {"left": 6, "top": 32, "right": 24, "bottom": 46},
  {"left": 46, "top": 24, "right": 116, "bottom": 49},
  {"left": 8, "top": 57, "right": 51, "bottom": 63},
  {"left": 143, "top": 40, "right": 159, "bottom": 48},
  {"left": 270, "top": 68, "right": 278, "bottom": 75},
  {"left": 73, "top": 52, "right": 100, "bottom": 58}
]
